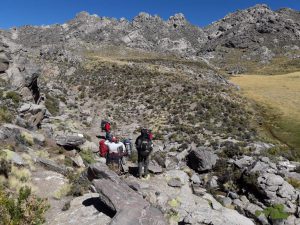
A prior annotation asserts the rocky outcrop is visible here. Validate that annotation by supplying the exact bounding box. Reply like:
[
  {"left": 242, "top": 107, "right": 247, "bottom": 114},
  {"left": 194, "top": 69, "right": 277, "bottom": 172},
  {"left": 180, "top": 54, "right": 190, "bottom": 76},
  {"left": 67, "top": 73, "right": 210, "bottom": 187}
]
[
  {"left": 87, "top": 163, "right": 167, "bottom": 225},
  {"left": 0, "top": 123, "right": 45, "bottom": 146},
  {"left": 186, "top": 147, "right": 219, "bottom": 172},
  {"left": 203, "top": 4, "right": 300, "bottom": 51},
  {"left": 56, "top": 134, "right": 86, "bottom": 148}
]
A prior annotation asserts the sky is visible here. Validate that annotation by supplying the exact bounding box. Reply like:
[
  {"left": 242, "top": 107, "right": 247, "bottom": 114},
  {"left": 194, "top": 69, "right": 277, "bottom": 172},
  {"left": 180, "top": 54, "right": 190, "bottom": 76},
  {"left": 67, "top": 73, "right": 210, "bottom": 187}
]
[{"left": 0, "top": 0, "right": 299, "bottom": 29}]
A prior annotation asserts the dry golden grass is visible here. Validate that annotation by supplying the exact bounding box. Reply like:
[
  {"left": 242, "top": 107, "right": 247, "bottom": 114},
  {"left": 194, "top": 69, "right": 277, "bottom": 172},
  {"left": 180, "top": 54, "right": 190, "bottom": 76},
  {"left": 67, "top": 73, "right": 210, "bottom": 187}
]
[{"left": 230, "top": 72, "right": 300, "bottom": 152}]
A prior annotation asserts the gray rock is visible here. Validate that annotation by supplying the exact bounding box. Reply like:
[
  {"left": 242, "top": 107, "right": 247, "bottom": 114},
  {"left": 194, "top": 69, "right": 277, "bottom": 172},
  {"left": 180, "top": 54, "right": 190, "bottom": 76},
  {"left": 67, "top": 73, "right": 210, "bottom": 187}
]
[
  {"left": 148, "top": 160, "right": 163, "bottom": 174},
  {"left": 79, "top": 141, "right": 98, "bottom": 153},
  {"left": 37, "top": 157, "right": 68, "bottom": 175},
  {"left": 256, "top": 172, "right": 299, "bottom": 213},
  {"left": 209, "top": 175, "right": 219, "bottom": 189},
  {"left": 186, "top": 147, "right": 218, "bottom": 172},
  {"left": 234, "top": 156, "right": 254, "bottom": 169},
  {"left": 2, "top": 149, "right": 25, "bottom": 165},
  {"left": 0, "top": 52, "right": 9, "bottom": 72},
  {"left": 191, "top": 174, "right": 202, "bottom": 184},
  {"left": 0, "top": 124, "right": 45, "bottom": 146},
  {"left": 167, "top": 178, "right": 182, "bottom": 188},
  {"left": 87, "top": 163, "right": 167, "bottom": 225},
  {"left": 221, "top": 197, "right": 232, "bottom": 207},
  {"left": 166, "top": 170, "right": 189, "bottom": 185},
  {"left": 228, "top": 192, "right": 239, "bottom": 199},
  {"left": 71, "top": 155, "right": 85, "bottom": 168},
  {"left": 192, "top": 184, "right": 207, "bottom": 196},
  {"left": 50, "top": 193, "right": 111, "bottom": 225},
  {"left": 56, "top": 134, "right": 86, "bottom": 148}
]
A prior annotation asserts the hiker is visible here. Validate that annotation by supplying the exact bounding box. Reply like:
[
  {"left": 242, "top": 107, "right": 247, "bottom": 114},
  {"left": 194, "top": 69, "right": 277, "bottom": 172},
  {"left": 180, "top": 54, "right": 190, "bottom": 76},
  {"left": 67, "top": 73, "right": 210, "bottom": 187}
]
[
  {"left": 105, "top": 136, "right": 127, "bottom": 174},
  {"left": 135, "top": 128, "right": 153, "bottom": 179},
  {"left": 101, "top": 120, "right": 112, "bottom": 141}
]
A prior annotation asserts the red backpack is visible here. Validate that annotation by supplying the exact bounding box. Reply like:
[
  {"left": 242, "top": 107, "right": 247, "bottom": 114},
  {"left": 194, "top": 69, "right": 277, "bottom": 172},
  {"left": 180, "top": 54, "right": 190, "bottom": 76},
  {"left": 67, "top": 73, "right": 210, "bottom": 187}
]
[
  {"left": 99, "top": 140, "right": 108, "bottom": 157},
  {"left": 101, "top": 120, "right": 111, "bottom": 132}
]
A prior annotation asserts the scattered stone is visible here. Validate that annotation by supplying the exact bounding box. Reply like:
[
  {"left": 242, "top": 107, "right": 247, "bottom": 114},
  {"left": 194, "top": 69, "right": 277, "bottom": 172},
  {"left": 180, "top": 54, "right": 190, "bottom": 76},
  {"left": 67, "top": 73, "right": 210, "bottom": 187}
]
[
  {"left": 167, "top": 178, "right": 182, "bottom": 188},
  {"left": 192, "top": 184, "right": 206, "bottom": 196},
  {"left": 221, "top": 197, "right": 232, "bottom": 207},
  {"left": 191, "top": 174, "right": 202, "bottom": 184}
]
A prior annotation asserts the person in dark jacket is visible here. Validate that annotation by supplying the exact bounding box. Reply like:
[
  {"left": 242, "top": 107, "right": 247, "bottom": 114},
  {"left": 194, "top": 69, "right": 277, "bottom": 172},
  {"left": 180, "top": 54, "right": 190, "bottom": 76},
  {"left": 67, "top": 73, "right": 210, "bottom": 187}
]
[{"left": 135, "top": 128, "right": 153, "bottom": 179}]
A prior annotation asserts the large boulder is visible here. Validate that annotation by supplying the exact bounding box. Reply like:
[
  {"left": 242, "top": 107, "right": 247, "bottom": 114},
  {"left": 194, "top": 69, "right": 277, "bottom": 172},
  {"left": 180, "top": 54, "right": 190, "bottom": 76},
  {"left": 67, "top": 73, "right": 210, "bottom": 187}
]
[
  {"left": 87, "top": 163, "right": 167, "bottom": 225},
  {"left": 50, "top": 193, "right": 111, "bottom": 225},
  {"left": 0, "top": 124, "right": 45, "bottom": 146},
  {"left": 56, "top": 134, "right": 86, "bottom": 148},
  {"left": 0, "top": 52, "right": 9, "bottom": 72},
  {"left": 186, "top": 147, "right": 219, "bottom": 172},
  {"left": 256, "top": 172, "right": 299, "bottom": 213},
  {"left": 6, "top": 59, "right": 41, "bottom": 102},
  {"left": 18, "top": 103, "right": 47, "bottom": 129}
]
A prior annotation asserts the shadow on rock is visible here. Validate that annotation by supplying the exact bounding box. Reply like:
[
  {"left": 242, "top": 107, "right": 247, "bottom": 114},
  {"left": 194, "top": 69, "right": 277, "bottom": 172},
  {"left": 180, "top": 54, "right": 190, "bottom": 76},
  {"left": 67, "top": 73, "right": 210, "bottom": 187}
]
[
  {"left": 128, "top": 166, "right": 139, "bottom": 177},
  {"left": 82, "top": 197, "right": 116, "bottom": 218}
]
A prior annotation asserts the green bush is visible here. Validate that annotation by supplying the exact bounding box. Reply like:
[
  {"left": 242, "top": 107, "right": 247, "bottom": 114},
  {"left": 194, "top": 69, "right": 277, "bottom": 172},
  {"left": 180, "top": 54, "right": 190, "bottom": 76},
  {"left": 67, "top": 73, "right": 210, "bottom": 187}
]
[
  {"left": 5, "top": 91, "right": 21, "bottom": 104},
  {"left": 79, "top": 150, "right": 95, "bottom": 164},
  {"left": 0, "top": 106, "right": 13, "bottom": 123},
  {"left": 255, "top": 204, "right": 289, "bottom": 220},
  {"left": 45, "top": 94, "right": 59, "bottom": 116},
  {"left": 0, "top": 186, "right": 49, "bottom": 225}
]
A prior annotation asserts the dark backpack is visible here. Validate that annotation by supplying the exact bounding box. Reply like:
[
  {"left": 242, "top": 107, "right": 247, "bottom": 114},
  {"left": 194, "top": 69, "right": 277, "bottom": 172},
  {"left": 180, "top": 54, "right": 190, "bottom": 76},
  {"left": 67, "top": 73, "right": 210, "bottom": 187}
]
[{"left": 139, "top": 137, "right": 152, "bottom": 156}]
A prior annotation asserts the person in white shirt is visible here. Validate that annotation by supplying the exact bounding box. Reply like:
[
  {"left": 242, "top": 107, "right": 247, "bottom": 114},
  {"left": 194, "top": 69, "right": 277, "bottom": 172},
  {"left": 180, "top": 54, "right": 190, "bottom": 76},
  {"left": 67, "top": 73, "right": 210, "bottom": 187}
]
[{"left": 105, "top": 136, "right": 126, "bottom": 174}]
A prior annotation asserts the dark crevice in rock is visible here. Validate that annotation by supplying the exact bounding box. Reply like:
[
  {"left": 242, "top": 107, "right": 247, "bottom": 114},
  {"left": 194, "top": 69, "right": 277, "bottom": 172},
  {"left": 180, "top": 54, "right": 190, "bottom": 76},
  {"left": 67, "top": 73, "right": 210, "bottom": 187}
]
[
  {"left": 82, "top": 197, "right": 116, "bottom": 218},
  {"left": 28, "top": 78, "right": 40, "bottom": 103}
]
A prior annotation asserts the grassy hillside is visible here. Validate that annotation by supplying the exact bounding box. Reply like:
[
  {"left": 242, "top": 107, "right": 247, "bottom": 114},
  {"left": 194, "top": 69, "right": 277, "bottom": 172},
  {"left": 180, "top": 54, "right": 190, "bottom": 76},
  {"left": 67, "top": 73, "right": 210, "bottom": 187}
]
[{"left": 231, "top": 72, "right": 300, "bottom": 157}]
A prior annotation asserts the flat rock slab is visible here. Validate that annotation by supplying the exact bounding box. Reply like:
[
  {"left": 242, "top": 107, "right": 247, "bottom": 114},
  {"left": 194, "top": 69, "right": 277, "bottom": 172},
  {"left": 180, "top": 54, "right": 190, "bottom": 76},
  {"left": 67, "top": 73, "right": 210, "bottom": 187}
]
[
  {"left": 167, "top": 178, "right": 182, "bottom": 188},
  {"left": 88, "top": 163, "right": 167, "bottom": 225},
  {"left": 56, "top": 134, "right": 86, "bottom": 148},
  {"left": 50, "top": 193, "right": 111, "bottom": 225},
  {"left": 149, "top": 161, "right": 163, "bottom": 174}
]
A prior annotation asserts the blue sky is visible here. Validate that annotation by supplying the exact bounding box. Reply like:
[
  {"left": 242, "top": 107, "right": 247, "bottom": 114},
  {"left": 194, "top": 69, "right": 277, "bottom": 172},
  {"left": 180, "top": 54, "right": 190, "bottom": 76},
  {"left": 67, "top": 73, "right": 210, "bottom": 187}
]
[{"left": 0, "top": 0, "right": 299, "bottom": 29}]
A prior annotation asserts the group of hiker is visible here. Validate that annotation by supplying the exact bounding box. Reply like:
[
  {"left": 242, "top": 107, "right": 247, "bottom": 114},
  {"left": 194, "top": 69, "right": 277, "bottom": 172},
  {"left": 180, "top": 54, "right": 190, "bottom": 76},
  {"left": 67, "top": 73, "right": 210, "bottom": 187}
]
[{"left": 98, "top": 120, "right": 153, "bottom": 179}]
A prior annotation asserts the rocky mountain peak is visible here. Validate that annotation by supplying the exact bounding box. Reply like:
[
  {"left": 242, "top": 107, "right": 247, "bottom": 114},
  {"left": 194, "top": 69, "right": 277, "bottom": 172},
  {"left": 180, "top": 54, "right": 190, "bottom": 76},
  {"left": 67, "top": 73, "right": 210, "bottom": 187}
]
[
  {"left": 168, "top": 13, "right": 187, "bottom": 27},
  {"left": 133, "top": 12, "right": 162, "bottom": 23},
  {"left": 75, "top": 11, "right": 99, "bottom": 20}
]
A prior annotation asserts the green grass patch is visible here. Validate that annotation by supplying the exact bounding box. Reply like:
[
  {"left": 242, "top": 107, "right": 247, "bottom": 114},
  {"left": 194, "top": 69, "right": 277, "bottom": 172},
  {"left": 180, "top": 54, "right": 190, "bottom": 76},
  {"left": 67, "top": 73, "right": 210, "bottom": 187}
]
[
  {"left": 5, "top": 91, "right": 21, "bottom": 104},
  {"left": 45, "top": 94, "right": 60, "bottom": 116},
  {"left": 255, "top": 204, "right": 289, "bottom": 220},
  {"left": 0, "top": 106, "right": 13, "bottom": 123},
  {"left": 79, "top": 150, "right": 95, "bottom": 164}
]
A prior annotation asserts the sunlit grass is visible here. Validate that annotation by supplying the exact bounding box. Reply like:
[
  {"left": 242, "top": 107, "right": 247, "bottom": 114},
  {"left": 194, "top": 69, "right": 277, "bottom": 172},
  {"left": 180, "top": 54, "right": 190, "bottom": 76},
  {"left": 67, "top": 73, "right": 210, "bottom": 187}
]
[{"left": 231, "top": 72, "right": 300, "bottom": 155}]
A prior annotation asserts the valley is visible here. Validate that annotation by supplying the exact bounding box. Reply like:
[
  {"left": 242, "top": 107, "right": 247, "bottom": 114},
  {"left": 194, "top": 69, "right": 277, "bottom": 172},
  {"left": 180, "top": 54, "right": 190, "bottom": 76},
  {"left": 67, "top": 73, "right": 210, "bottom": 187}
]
[{"left": 231, "top": 72, "right": 300, "bottom": 155}]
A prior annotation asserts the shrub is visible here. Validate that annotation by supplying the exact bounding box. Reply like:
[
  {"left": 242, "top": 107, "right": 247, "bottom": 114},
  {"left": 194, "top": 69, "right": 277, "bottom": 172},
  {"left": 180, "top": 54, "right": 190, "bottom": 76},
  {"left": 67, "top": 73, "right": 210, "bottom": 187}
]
[
  {"left": 45, "top": 94, "right": 59, "bottom": 116},
  {"left": 0, "top": 186, "right": 49, "bottom": 225},
  {"left": 0, "top": 106, "right": 13, "bottom": 123},
  {"left": 79, "top": 150, "right": 95, "bottom": 164},
  {"left": 66, "top": 171, "right": 90, "bottom": 197},
  {"left": 287, "top": 178, "right": 300, "bottom": 189},
  {"left": 5, "top": 91, "right": 21, "bottom": 104},
  {"left": 255, "top": 204, "right": 289, "bottom": 220},
  {"left": 0, "top": 158, "right": 11, "bottom": 178}
]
